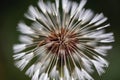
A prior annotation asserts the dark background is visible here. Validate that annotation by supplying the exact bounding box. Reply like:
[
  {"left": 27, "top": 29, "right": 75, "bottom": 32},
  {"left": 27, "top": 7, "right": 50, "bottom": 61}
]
[{"left": 0, "top": 0, "right": 120, "bottom": 80}]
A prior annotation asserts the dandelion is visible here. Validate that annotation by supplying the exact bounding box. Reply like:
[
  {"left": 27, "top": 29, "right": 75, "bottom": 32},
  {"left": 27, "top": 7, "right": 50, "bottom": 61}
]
[{"left": 13, "top": 0, "right": 114, "bottom": 80}]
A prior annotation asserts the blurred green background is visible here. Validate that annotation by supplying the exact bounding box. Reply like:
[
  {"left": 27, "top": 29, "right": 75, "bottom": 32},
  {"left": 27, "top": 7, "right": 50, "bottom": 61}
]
[{"left": 0, "top": 0, "right": 120, "bottom": 80}]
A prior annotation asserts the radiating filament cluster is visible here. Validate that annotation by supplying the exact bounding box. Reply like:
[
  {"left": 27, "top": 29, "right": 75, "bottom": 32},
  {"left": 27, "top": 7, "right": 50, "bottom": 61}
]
[{"left": 13, "top": 0, "right": 114, "bottom": 80}]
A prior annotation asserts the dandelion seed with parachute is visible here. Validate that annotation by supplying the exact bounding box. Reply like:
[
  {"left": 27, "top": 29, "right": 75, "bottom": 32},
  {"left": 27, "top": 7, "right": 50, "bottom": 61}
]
[{"left": 13, "top": 0, "right": 114, "bottom": 80}]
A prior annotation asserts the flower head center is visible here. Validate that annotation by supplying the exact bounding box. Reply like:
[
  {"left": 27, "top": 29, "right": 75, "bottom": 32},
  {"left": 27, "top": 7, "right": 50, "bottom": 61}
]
[{"left": 44, "top": 28, "right": 79, "bottom": 56}]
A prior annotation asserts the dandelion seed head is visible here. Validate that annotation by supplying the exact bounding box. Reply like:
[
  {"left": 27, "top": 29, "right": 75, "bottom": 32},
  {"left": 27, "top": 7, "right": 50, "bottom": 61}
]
[{"left": 13, "top": 0, "right": 114, "bottom": 80}]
